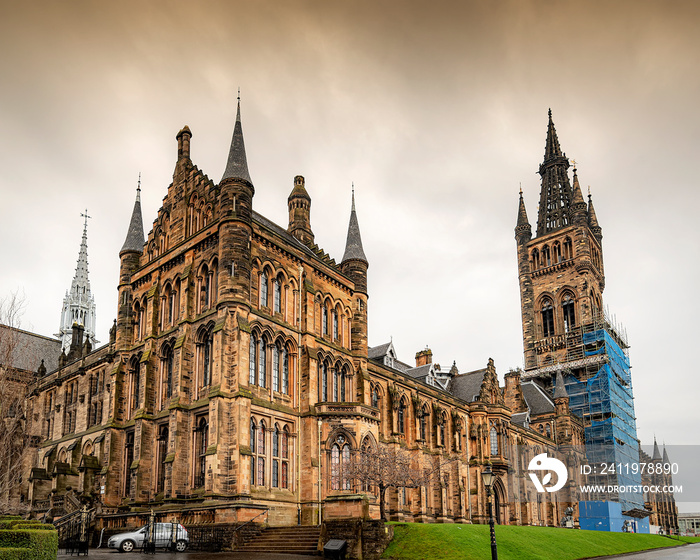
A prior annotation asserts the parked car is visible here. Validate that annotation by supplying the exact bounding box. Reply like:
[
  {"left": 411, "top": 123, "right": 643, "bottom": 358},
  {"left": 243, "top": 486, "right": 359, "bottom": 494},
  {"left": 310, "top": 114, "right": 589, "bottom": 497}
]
[{"left": 107, "top": 523, "right": 188, "bottom": 552}]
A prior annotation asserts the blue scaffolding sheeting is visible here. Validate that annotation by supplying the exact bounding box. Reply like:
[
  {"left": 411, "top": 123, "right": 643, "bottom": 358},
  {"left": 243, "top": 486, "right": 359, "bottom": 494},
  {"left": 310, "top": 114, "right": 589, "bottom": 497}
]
[{"left": 564, "top": 329, "right": 645, "bottom": 522}]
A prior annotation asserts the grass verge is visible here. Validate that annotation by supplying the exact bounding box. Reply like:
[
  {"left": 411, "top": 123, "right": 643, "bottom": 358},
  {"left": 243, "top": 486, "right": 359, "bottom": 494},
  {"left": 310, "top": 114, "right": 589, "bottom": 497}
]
[{"left": 383, "top": 523, "right": 692, "bottom": 560}]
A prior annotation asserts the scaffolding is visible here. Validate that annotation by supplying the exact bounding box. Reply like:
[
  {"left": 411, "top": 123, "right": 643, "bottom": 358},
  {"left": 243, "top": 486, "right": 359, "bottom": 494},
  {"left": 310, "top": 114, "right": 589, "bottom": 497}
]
[{"left": 523, "top": 308, "right": 644, "bottom": 516}]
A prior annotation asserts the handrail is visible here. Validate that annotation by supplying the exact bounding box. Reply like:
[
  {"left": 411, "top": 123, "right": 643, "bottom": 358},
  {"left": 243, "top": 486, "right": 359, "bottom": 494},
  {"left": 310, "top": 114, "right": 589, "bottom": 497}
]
[{"left": 231, "top": 508, "right": 269, "bottom": 535}]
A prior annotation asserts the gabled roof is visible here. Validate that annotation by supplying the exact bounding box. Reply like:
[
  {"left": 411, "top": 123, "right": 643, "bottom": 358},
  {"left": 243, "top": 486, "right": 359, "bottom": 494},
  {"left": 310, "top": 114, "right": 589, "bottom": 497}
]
[
  {"left": 404, "top": 363, "right": 432, "bottom": 379},
  {"left": 448, "top": 368, "right": 487, "bottom": 403},
  {"left": 521, "top": 381, "right": 555, "bottom": 415},
  {"left": 368, "top": 342, "right": 392, "bottom": 360},
  {"left": 0, "top": 325, "right": 61, "bottom": 373}
]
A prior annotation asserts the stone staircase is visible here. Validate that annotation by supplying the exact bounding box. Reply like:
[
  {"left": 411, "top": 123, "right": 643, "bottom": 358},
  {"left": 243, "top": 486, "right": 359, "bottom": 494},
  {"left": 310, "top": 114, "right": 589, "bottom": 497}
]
[{"left": 237, "top": 525, "right": 322, "bottom": 555}]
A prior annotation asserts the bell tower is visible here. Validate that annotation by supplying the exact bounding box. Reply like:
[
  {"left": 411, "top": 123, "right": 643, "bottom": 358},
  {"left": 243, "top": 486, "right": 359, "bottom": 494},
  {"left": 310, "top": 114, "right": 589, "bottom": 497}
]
[{"left": 515, "top": 110, "right": 605, "bottom": 370}]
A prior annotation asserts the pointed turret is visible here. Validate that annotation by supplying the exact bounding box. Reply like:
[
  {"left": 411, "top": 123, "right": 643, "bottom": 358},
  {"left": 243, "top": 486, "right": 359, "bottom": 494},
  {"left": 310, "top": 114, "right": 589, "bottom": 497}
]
[
  {"left": 120, "top": 180, "right": 145, "bottom": 255},
  {"left": 588, "top": 190, "right": 603, "bottom": 242},
  {"left": 536, "top": 109, "right": 573, "bottom": 236},
  {"left": 515, "top": 187, "right": 532, "bottom": 244},
  {"left": 570, "top": 167, "right": 588, "bottom": 226},
  {"left": 221, "top": 98, "right": 252, "bottom": 185},
  {"left": 288, "top": 175, "right": 314, "bottom": 244},
  {"left": 56, "top": 212, "right": 98, "bottom": 353},
  {"left": 662, "top": 445, "right": 669, "bottom": 464},
  {"left": 341, "top": 189, "right": 368, "bottom": 265},
  {"left": 653, "top": 437, "right": 662, "bottom": 461},
  {"left": 553, "top": 370, "right": 568, "bottom": 400}
]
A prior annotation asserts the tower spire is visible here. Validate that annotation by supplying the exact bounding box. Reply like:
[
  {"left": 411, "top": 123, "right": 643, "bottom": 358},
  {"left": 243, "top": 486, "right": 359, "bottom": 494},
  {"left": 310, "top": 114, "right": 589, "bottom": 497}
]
[
  {"left": 56, "top": 212, "right": 98, "bottom": 353},
  {"left": 342, "top": 186, "right": 367, "bottom": 264},
  {"left": 536, "top": 110, "right": 573, "bottom": 236},
  {"left": 588, "top": 189, "right": 602, "bottom": 241},
  {"left": 120, "top": 175, "right": 145, "bottom": 255},
  {"left": 652, "top": 437, "right": 662, "bottom": 461},
  {"left": 221, "top": 94, "right": 253, "bottom": 185}
]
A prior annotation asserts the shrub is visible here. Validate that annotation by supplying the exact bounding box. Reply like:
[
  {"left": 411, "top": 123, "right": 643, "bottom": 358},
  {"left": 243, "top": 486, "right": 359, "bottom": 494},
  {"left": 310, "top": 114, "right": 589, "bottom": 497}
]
[
  {"left": 0, "top": 548, "right": 33, "bottom": 560},
  {"left": 0, "top": 529, "right": 58, "bottom": 560}
]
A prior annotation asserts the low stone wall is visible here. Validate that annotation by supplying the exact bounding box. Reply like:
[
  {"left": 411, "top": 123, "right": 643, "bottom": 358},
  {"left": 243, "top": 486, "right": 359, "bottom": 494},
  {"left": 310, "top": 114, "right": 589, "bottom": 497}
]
[{"left": 322, "top": 519, "right": 393, "bottom": 560}]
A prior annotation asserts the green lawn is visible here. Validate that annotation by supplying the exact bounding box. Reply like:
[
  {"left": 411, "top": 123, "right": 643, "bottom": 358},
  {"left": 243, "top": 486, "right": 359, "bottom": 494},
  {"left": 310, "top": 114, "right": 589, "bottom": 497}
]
[{"left": 383, "top": 523, "right": 693, "bottom": 560}]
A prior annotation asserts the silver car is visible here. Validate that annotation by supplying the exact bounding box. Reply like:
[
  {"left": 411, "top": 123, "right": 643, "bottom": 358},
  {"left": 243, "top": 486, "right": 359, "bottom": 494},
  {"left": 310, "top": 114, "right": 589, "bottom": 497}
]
[{"left": 106, "top": 523, "right": 188, "bottom": 552}]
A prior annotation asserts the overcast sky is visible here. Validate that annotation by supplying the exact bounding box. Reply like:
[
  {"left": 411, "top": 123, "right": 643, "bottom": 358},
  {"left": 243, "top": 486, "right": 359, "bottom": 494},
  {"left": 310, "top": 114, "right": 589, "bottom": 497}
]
[{"left": 2, "top": 0, "right": 699, "bottom": 504}]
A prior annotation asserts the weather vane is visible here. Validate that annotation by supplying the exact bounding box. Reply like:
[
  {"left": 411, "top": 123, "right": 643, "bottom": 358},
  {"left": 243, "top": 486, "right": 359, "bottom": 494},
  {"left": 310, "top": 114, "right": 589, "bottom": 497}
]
[{"left": 80, "top": 209, "right": 91, "bottom": 228}]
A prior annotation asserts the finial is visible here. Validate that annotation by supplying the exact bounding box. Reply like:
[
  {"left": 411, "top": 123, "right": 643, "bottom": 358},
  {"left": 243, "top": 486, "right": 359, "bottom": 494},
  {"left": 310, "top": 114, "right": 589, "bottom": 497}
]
[
  {"left": 587, "top": 185, "right": 592, "bottom": 200},
  {"left": 80, "top": 209, "right": 91, "bottom": 230},
  {"left": 137, "top": 172, "right": 141, "bottom": 192},
  {"left": 548, "top": 108, "right": 552, "bottom": 119},
  {"left": 519, "top": 182, "right": 522, "bottom": 195},
  {"left": 351, "top": 182, "right": 356, "bottom": 212},
  {"left": 237, "top": 87, "right": 240, "bottom": 101},
  {"left": 571, "top": 158, "right": 577, "bottom": 171}
]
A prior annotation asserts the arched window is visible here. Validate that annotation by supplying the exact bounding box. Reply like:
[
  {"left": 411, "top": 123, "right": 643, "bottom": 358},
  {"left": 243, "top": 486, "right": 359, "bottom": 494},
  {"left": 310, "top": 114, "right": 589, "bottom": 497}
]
[
  {"left": 260, "top": 271, "right": 268, "bottom": 308},
  {"left": 553, "top": 241, "right": 562, "bottom": 263},
  {"left": 490, "top": 426, "right": 498, "bottom": 456},
  {"left": 564, "top": 237, "right": 573, "bottom": 260},
  {"left": 282, "top": 346, "right": 290, "bottom": 395},
  {"left": 397, "top": 400, "right": 406, "bottom": 434},
  {"left": 439, "top": 413, "right": 446, "bottom": 447},
  {"left": 273, "top": 278, "right": 282, "bottom": 313},
  {"left": 342, "top": 445, "right": 351, "bottom": 490},
  {"left": 129, "top": 358, "right": 140, "bottom": 415},
  {"left": 339, "top": 367, "right": 347, "bottom": 402},
  {"left": 331, "top": 444, "right": 340, "bottom": 490},
  {"left": 272, "top": 343, "right": 280, "bottom": 392},
  {"left": 249, "top": 334, "right": 257, "bottom": 385},
  {"left": 257, "top": 420, "right": 266, "bottom": 486},
  {"left": 419, "top": 409, "right": 427, "bottom": 441},
  {"left": 250, "top": 419, "right": 257, "bottom": 485},
  {"left": 531, "top": 248, "right": 540, "bottom": 270},
  {"left": 333, "top": 368, "right": 340, "bottom": 402},
  {"left": 281, "top": 426, "right": 290, "bottom": 489},
  {"left": 322, "top": 305, "right": 329, "bottom": 336},
  {"left": 543, "top": 245, "right": 552, "bottom": 267},
  {"left": 272, "top": 425, "right": 280, "bottom": 488},
  {"left": 562, "top": 293, "right": 576, "bottom": 333},
  {"left": 194, "top": 416, "right": 208, "bottom": 487},
  {"left": 156, "top": 425, "right": 168, "bottom": 493},
  {"left": 371, "top": 386, "right": 379, "bottom": 408},
  {"left": 333, "top": 310, "right": 339, "bottom": 341},
  {"left": 160, "top": 344, "right": 174, "bottom": 408},
  {"left": 541, "top": 298, "right": 555, "bottom": 337},
  {"left": 258, "top": 337, "right": 267, "bottom": 388},
  {"left": 197, "top": 328, "right": 213, "bottom": 397},
  {"left": 320, "top": 361, "right": 328, "bottom": 402}
]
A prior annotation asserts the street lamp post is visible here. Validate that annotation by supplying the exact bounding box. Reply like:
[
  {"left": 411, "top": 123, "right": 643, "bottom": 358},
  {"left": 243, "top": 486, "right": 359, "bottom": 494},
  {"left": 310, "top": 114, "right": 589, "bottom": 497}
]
[{"left": 482, "top": 465, "right": 498, "bottom": 560}]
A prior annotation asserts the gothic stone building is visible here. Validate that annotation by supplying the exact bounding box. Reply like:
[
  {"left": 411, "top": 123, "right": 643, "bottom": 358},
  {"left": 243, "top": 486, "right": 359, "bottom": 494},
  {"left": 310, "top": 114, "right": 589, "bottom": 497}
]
[{"left": 23, "top": 106, "right": 591, "bottom": 529}]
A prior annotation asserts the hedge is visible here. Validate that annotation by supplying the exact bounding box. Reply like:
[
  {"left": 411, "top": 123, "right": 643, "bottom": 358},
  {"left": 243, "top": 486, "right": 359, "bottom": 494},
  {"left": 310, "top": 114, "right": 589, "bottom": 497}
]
[
  {"left": 0, "top": 529, "right": 58, "bottom": 560},
  {"left": 0, "top": 547, "right": 34, "bottom": 560}
]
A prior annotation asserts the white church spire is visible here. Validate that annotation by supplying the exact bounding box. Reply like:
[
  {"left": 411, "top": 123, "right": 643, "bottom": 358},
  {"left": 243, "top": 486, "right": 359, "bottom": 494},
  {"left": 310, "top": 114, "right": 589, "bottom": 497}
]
[{"left": 56, "top": 210, "right": 98, "bottom": 353}]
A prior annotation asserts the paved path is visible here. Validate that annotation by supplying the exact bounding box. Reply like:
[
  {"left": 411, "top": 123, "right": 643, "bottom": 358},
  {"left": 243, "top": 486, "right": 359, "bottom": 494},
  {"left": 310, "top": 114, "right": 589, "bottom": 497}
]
[
  {"left": 58, "top": 550, "right": 320, "bottom": 560},
  {"left": 600, "top": 543, "right": 700, "bottom": 559}
]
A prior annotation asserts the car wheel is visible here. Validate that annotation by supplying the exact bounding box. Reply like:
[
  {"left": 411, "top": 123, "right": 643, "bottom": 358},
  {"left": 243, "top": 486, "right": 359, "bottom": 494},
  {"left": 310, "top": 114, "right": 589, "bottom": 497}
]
[
  {"left": 175, "top": 540, "right": 187, "bottom": 552},
  {"left": 120, "top": 539, "right": 135, "bottom": 553}
]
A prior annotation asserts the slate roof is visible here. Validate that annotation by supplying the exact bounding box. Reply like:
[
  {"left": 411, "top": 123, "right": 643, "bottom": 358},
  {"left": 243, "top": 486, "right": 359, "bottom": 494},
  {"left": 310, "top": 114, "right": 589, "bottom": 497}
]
[
  {"left": 368, "top": 342, "right": 392, "bottom": 360},
  {"left": 448, "top": 369, "right": 487, "bottom": 403},
  {"left": 511, "top": 411, "right": 530, "bottom": 427},
  {"left": 0, "top": 325, "right": 61, "bottom": 373},
  {"left": 521, "top": 381, "right": 555, "bottom": 415},
  {"left": 404, "top": 363, "right": 432, "bottom": 379}
]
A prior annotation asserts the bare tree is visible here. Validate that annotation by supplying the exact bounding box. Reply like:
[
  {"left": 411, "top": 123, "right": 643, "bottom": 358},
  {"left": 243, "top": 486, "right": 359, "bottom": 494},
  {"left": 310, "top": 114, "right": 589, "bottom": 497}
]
[
  {"left": 0, "top": 291, "right": 30, "bottom": 514},
  {"left": 346, "top": 442, "right": 457, "bottom": 521}
]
